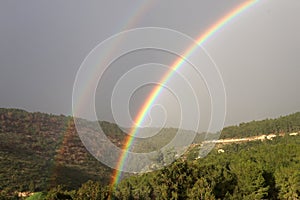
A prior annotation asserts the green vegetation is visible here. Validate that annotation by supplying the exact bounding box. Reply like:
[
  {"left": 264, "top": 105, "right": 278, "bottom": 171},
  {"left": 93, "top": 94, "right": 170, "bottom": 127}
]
[
  {"left": 0, "top": 108, "right": 299, "bottom": 199},
  {"left": 25, "top": 192, "right": 45, "bottom": 200},
  {"left": 109, "top": 135, "right": 300, "bottom": 199},
  {"left": 0, "top": 108, "right": 113, "bottom": 197},
  {"left": 15, "top": 135, "right": 299, "bottom": 200},
  {"left": 0, "top": 108, "right": 198, "bottom": 198},
  {"left": 221, "top": 112, "right": 300, "bottom": 139}
]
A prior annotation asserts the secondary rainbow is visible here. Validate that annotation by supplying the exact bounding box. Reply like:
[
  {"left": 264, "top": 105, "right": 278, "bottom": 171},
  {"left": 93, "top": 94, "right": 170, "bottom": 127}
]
[{"left": 111, "top": 0, "right": 258, "bottom": 189}]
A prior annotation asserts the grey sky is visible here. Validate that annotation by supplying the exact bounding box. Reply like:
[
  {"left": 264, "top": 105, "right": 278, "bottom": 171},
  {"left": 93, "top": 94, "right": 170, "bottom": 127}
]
[{"left": 0, "top": 0, "right": 299, "bottom": 131}]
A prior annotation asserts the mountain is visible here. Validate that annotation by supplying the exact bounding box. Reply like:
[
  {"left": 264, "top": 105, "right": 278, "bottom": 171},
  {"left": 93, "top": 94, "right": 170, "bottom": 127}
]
[
  {"left": 220, "top": 112, "right": 300, "bottom": 139},
  {"left": 111, "top": 133, "right": 300, "bottom": 200},
  {"left": 0, "top": 108, "right": 201, "bottom": 195},
  {"left": 0, "top": 108, "right": 116, "bottom": 193},
  {"left": 1, "top": 108, "right": 300, "bottom": 199}
]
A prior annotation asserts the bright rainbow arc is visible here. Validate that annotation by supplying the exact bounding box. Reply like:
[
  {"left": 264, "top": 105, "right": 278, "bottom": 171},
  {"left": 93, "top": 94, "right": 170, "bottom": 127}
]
[{"left": 111, "top": 0, "right": 258, "bottom": 189}]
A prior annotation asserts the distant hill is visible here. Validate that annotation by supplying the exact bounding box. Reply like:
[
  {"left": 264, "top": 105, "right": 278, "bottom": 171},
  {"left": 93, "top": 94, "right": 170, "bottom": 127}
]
[
  {"left": 1, "top": 108, "right": 299, "bottom": 197},
  {"left": 0, "top": 108, "right": 202, "bottom": 194},
  {"left": 0, "top": 108, "right": 117, "bottom": 193},
  {"left": 221, "top": 112, "right": 300, "bottom": 139},
  {"left": 111, "top": 132, "right": 300, "bottom": 200}
]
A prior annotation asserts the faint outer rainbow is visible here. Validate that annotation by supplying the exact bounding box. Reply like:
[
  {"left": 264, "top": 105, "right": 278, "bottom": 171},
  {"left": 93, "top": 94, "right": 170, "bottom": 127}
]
[
  {"left": 111, "top": 0, "right": 258, "bottom": 189},
  {"left": 74, "top": 0, "right": 158, "bottom": 116}
]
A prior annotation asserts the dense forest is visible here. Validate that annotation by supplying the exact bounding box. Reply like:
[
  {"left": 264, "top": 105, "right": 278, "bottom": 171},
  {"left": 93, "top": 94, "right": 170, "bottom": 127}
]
[
  {"left": 0, "top": 108, "right": 116, "bottom": 196},
  {"left": 0, "top": 108, "right": 199, "bottom": 198},
  {"left": 110, "top": 136, "right": 300, "bottom": 199},
  {"left": 10, "top": 133, "right": 299, "bottom": 200},
  {"left": 221, "top": 112, "right": 300, "bottom": 139},
  {"left": 21, "top": 134, "right": 300, "bottom": 200},
  {"left": 0, "top": 108, "right": 299, "bottom": 199}
]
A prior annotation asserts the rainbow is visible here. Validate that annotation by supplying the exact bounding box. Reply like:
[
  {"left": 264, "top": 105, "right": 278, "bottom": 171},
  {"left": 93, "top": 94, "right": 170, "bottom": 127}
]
[
  {"left": 73, "top": 0, "right": 157, "bottom": 116},
  {"left": 111, "top": 0, "right": 258, "bottom": 189},
  {"left": 50, "top": 118, "right": 74, "bottom": 187}
]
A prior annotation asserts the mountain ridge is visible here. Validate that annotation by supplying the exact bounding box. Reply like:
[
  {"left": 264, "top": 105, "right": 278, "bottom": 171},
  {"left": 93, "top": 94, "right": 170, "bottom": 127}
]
[{"left": 0, "top": 108, "right": 300, "bottom": 197}]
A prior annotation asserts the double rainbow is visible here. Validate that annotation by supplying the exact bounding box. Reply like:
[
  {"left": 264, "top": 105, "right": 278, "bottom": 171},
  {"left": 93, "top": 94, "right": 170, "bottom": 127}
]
[{"left": 111, "top": 0, "right": 258, "bottom": 189}]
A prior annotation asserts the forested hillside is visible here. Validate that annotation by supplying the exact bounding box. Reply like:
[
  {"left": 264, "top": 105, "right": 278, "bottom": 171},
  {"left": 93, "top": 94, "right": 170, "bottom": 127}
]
[
  {"left": 0, "top": 108, "right": 117, "bottom": 195},
  {"left": 111, "top": 135, "right": 300, "bottom": 199},
  {"left": 0, "top": 108, "right": 299, "bottom": 199},
  {"left": 221, "top": 112, "right": 300, "bottom": 139},
  {"left": 19, "top": 133, "right": 300, "bottom": 200},
  {"left": 0, "top": 108, "right": 197, "bottom": 197}
]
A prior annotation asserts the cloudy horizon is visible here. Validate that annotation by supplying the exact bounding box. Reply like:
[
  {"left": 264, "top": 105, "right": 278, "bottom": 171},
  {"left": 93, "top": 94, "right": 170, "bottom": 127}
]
[{"left": 1, "top": 0, "right": 299, "bottom": 130}]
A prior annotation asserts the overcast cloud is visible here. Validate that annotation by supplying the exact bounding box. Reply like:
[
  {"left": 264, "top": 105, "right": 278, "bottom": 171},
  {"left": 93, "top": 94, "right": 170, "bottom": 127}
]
[{"left": 0, "top": 0, "right": 299, "bottom": 130}]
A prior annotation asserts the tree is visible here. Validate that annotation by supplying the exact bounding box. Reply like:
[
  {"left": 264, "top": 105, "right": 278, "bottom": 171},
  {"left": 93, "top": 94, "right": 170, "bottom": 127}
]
[
  {"left": 75, "top": 180, "right": 104, "bottom": 200},
  {"left": 275, "top": 166, "right": 300, "bottom": 199},
  {"left": 230, "top": 159, "right": 269, "bottom": 199},
  {"left": 44, "top": 185, "right": 72, "bottom": 200},
  {"left": 187, "top": 177, "right": 215, "bottom": 200}
]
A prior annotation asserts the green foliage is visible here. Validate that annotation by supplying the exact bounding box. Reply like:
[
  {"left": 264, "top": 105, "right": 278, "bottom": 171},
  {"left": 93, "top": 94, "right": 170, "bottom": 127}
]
[
  {"left": 221, "top": 112, "right": 300, "bottom": 138},
  {"left": 275, "top": 165, "right": 300, "bottom": 199},
  {"left": 0, "top": 108, "right": 113, "bottom": 193},
  {"left": 26, "top": 192, "right": 46, "bottom": 200},
  {"left": 44, "top": 185, "right": 72, "bottom": 200},
  {"left": 75, "top": 180, "right": 109, "bottom": 200},
  {"left": 0, "top": 108, "right": 196, "bottom": 194},
  {"left": 230, "top": 159, "right": 269, "bottom": 199},
  {"left": 187, "top": 178, "right": 215, "bottom": 200},
  {"left": 1, "top": 108, "right": 300, "bottom": 199},
  {"left": 111, "top": 135, "right": 300, "bottom": 199}
]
